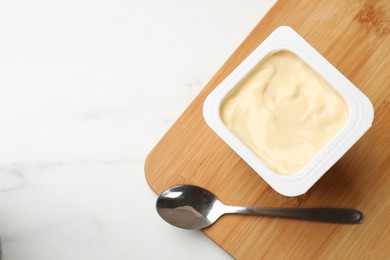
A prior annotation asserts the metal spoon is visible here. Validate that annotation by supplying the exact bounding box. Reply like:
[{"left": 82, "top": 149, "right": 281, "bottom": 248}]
[{"left": 156, "top": 184, "right": 363, "bottom": 230}]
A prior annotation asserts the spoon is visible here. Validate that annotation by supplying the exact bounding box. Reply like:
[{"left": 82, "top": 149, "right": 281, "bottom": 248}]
[{"left": 156, "top": 184, "right": 363, "bottom": 230}]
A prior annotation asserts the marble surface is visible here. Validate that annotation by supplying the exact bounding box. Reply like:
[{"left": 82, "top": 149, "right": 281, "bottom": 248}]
[{"left": 0, "top": 0, "right": 275, "bottom": 259}]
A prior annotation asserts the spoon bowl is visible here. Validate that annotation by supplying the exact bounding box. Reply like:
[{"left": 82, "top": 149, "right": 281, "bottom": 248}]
[{"left": 156, "top": 184, "right": 363, "bottom": 230}]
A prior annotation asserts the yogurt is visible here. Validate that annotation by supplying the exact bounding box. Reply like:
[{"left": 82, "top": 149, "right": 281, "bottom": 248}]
[
  {"left": 203, "top": 26, "right": 374, "bottom": 196},
  {"left": 220, "top": 51, "right": 349, "bottom": 175}
]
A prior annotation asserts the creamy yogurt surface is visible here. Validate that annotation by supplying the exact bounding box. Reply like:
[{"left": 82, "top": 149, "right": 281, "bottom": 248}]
[{"left": 220, "top": 50, "right": 349, "bottom": 175}]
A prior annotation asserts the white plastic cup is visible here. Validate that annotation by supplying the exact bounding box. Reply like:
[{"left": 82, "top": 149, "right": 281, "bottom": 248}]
[{"left": 203, "top": 26, "right": 374, "bottom": 196}]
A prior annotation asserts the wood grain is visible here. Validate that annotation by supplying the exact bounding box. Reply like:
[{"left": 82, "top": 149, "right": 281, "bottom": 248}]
[{"left": 145, "top": 0, "right": 390, "bottom": 258}]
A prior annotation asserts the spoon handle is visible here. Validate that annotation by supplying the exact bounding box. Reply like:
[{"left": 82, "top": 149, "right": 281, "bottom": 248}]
[{"left": 227, "top": 207, "right": 363, "bottom": 224}]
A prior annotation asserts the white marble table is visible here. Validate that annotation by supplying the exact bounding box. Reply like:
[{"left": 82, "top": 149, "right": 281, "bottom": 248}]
[{"left": 0, "top": 1, "right": 275, "bottom": 259}]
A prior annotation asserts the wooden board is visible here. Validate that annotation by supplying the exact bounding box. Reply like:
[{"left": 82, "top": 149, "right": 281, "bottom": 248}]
[{"left": 145, "top": 0, "right": 390, "bottom": 258}]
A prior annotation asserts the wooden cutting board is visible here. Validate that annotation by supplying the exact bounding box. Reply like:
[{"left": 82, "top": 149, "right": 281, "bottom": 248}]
[{"left": 145, "top": 0, "right": 390, "bottom": 258}]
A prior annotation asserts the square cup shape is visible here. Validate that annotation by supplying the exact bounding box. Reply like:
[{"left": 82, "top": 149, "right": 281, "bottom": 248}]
[{"left": 203, "top": 26, "right": 374, "bottom": 196}]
